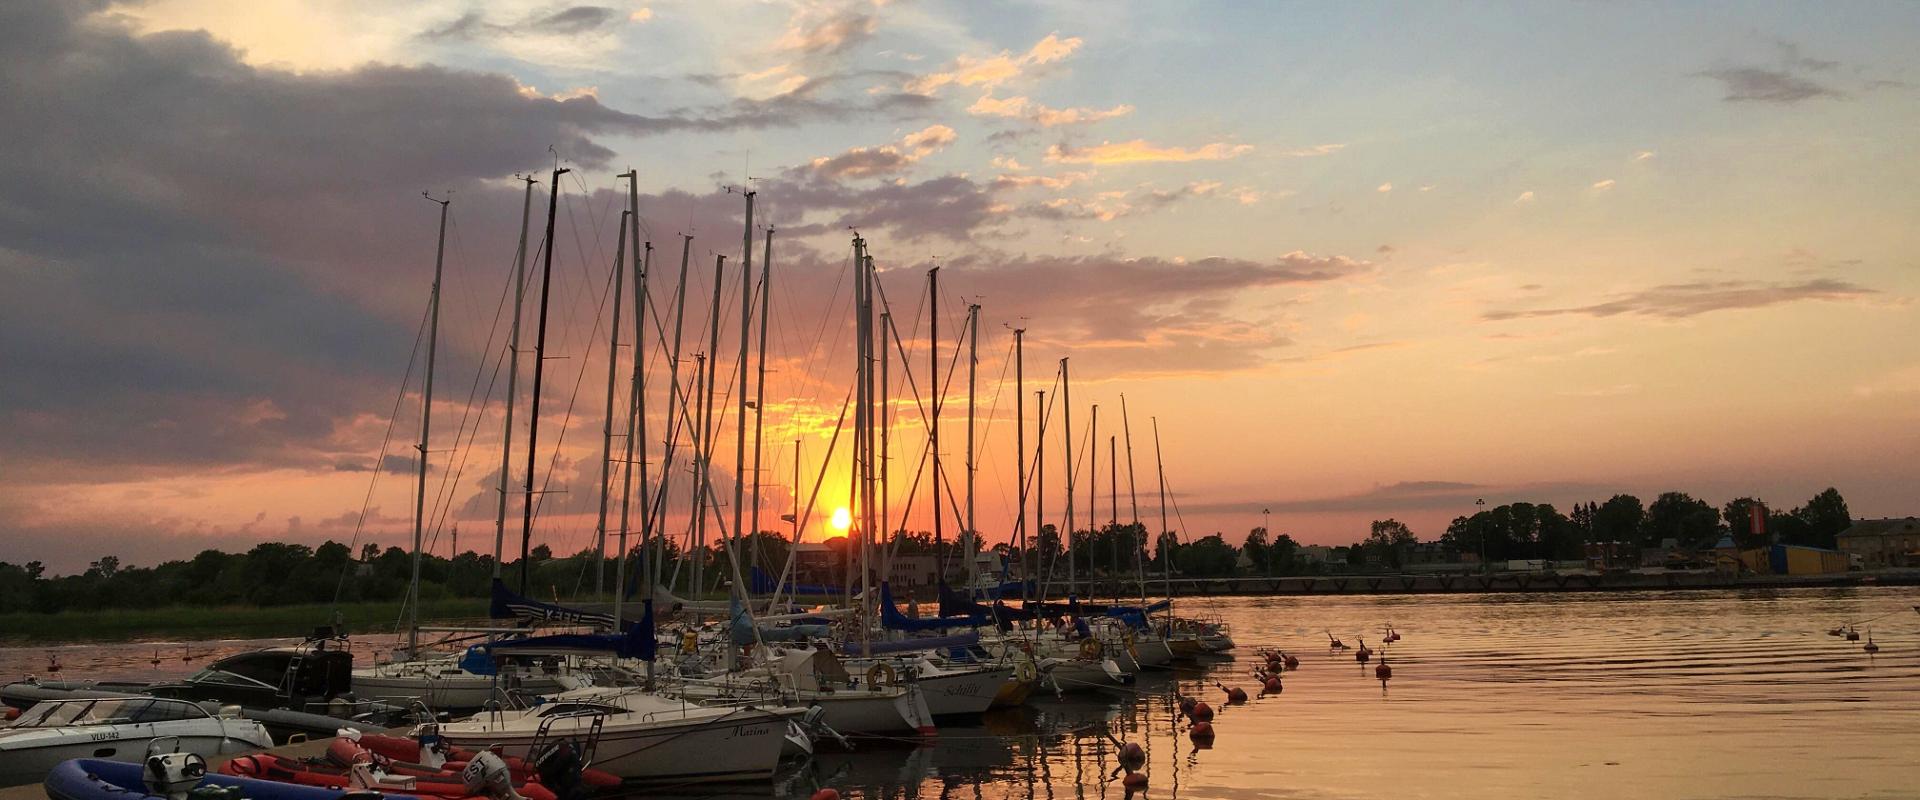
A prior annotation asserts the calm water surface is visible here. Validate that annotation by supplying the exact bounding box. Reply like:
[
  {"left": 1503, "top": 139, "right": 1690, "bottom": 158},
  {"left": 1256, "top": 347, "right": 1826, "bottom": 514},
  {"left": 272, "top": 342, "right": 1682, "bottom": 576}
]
[{"left": 5, "top": 587, "right": 1916, "bottom": 800}]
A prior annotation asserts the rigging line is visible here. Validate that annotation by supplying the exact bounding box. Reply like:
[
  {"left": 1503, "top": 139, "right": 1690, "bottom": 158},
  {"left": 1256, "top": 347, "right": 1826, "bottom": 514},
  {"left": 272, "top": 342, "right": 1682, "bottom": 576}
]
[
  {"left": 424, "top": 332, "right": 510, "bottom": 554},
  {"left": 331, "top": 299, "right": 432, "bottom": 608}
]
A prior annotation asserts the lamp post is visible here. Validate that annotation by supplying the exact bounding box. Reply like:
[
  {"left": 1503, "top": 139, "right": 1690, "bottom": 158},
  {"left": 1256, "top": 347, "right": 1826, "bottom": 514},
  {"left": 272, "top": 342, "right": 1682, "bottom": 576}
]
[
  {"left": 1262, "top": 508, "right": 1272, "bottom": 577},
  {"left": 1476, "top": 498, "right": 1487, "bottom": 572}
]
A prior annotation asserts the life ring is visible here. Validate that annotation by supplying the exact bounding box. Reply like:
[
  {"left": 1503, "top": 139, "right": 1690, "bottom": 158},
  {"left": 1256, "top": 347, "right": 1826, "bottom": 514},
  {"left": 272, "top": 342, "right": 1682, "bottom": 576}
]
[
  {"left": 1015, "top": 658, "right": 1038, "bottom": 683},
  {"left": 680, "top": 631, "right": 698, "bottom": 655},
  {"left": 1079, "top": 638, "right": 1104, "bottom": 659},
  {"left": 866, "top": 662, "right": 898, "bottom": 688}
]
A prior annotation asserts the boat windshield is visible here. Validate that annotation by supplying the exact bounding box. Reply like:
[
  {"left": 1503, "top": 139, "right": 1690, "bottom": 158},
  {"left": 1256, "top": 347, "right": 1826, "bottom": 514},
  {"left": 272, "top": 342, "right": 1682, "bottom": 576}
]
[{"left": 6, "top": 697, "right": 206, "bottom": 728}]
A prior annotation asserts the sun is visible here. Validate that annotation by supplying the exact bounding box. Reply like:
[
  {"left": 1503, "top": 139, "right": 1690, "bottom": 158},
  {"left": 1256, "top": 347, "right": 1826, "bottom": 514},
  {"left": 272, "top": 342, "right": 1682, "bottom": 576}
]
[{"left": 830, "top": 507, "right": 852, "bottom": 532}]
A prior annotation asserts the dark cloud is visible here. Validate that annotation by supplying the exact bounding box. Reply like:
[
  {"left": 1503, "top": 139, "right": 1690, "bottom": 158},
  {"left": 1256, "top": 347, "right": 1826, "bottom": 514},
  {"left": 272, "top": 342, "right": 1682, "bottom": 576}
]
[
  {"left": 1481, "top": 278, "right": 1875, "bottom": 321},
  {"left": 1697, "top": 67, "right": 1842, "bottom": 103},
  {"left": 421, "top": 6, "right": 620, "bottom": 40}
]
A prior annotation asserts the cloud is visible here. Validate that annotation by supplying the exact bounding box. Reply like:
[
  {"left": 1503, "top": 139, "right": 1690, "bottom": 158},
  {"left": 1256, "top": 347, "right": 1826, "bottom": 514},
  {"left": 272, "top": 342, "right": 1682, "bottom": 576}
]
[
  {"left": 1045, "top": 139, "right": 1253, "bottom": 165},
  {"left": 630, "top": 8, "right": 654, "bottom": 23},
  {"left": 778, "top": 5, "right": 879, "bottom": 56},
  {"left": 799, "top": 124, "right": 956, "bottom": 180},
  {"left": 422, "top": 6, "right": 623, "bottom": 40},
  {"left": 968, "top": 94, "right": 1134, "bottom": 127},
  {"left": 1633, "top": 150, "right": 1656, "bottom": 161},
  {"left": 1276, "top": 143, "right": 1346, "bottom": 158},
  {"left": 1515, "top": 190, "right": 1536, "bottom": 203},
  {"left": 1481, "top": 278, "right": 1877, "bottom": 321},
  {"left": 991, "top": 156, "right": 1027, "bottom": 171},
  {"left": 904, "top": 32, "right": 1084, "bottom": 94},
  {"left": 1697, "top": 67, "right": 1841, "bottom": 103},
  {"left": 1376, "top": 182, "right": 1392, "bottom": 193},
  {"left": 1591, "top": 179, "right": 1615, "bottom": 191}
]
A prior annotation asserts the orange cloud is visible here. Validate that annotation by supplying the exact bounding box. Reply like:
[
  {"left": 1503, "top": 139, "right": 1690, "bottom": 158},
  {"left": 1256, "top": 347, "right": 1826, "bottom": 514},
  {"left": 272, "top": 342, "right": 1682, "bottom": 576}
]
[
  {"left": 905, "top": 32, "right": 1085, "bottom": 94},
  {"left": 968, "top": 93, "right": 1134, "bottom": 126},
  {"left": 1045, "top": 139, "right": 1253, "bottom": 165}
]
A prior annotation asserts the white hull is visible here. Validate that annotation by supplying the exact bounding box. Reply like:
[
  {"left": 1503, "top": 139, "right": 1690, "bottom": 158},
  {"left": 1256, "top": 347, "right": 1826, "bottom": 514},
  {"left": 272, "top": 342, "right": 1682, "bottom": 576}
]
[
  {"left": 915, "top": 668, "right": 1008, "bottom": 717},
  {"left": 0, "top": 725, "right": 268, "bottom": 787},
  {"left": 1040, "top": 657, "right": 1131, "bottom": 693},
  {"left": 438, "top": 706, "right": 796, "bottom": 784}
]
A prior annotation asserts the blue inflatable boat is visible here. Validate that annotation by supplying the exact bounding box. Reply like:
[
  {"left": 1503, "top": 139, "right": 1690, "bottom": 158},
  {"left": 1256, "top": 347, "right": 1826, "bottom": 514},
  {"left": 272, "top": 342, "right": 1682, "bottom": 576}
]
[{"left": 45, "top": 758, "right": 389, "bottom": 800}]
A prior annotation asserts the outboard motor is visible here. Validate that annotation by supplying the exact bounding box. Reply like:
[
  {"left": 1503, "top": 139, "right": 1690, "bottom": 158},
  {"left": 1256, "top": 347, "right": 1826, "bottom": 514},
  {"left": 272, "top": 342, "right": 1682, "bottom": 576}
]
[
  {"left": 462, "top": 751, "right": 524, "bottom": 800},
  {"left": 530, "top": 741, "right": 586, "bottom": 800},
  {"left": 142, "top": 753, "right": 207, "bottom": 800}
]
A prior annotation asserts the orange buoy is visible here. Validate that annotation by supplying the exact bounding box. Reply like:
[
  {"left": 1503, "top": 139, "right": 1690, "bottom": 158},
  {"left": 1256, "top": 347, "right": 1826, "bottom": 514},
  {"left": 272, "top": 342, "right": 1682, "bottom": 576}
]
[
  {"left": 1189, "top": 721, "right": 1214, "bottom": 740},
  {"left": 1189, "top": 701, "right": 1214, "bottom": 722},
  {"left": 1123, "top": 772, "right": 1149, "bottom": 790},
  {"left": 1177, "top": 695, "right": 1197, "bottom": 716},
  {"left": 1846, "top": 628, "right": 1860, "bottom": 641},
  {"left": 4, "top": 707, "right": 19, "bottom": 722},
  {"left": 1864, "top": 632, "right": 1880, "bottom": 654},
  {"left": 1119, "top": 742, "right": 1145, "bottom": 764},
  {"left": 1376, "top": 660, "right": 1392, "bottom": 682},
  {"left": 812, "top": 789, "right": 841, "bottom": 800},
  {"left": 1284, "top": 654, "right": 1300, "bottom": 670},
  {"left": 1223, "top": 686, "right": 1248, "bottom": 704},
  {"left": 1263, "top": 676, "right": 1283, "bottom": 694}
]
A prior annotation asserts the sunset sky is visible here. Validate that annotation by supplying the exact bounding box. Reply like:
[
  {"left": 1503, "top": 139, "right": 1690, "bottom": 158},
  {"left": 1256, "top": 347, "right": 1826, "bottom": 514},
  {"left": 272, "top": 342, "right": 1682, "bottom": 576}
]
[{"left": 3, "top": 0, "right": 1916, "bottom": 575}]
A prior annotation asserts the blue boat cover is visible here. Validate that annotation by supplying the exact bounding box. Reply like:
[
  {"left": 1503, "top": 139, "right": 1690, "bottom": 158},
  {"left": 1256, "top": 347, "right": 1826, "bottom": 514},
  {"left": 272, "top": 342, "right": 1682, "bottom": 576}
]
[
  {"left": 880, "top": 582, "right": 983, "bottom": 631},
  {"left": 490, "top": 579, "right": 618, "bottom": 628},
  {"left": 466, "top": 601, "right": 656, "bottom": 665}
]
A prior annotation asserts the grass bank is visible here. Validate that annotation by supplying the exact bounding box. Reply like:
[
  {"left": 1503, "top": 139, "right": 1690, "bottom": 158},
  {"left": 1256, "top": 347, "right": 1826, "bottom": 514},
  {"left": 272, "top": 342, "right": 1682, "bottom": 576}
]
[{"left": 0, "top": 598, "right": 491, "bottom": 644}]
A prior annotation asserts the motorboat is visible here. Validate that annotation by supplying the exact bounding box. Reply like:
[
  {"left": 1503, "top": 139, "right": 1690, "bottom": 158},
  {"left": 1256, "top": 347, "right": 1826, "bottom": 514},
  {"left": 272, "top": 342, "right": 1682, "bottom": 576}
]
[{"left": 0, "top": 697, "right": 271, "bottom": 787}]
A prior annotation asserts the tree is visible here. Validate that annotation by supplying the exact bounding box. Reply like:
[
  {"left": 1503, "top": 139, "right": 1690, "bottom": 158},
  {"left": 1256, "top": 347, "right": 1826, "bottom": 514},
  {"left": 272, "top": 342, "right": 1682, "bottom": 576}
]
[
  {"left": 1797, "top": 488, "right": 1851, "bottom": 549},
  {"left": 1593, "top": 495, "right": 1644, "bottom": 543},
  {"left": 1243, "top": 527, "right": 1269, "bottom": 574},
  {"left": 1642, "top": 492, "right": 1719, "bottom": 547},
  {"left": 1268, "top": 533, "right": 1301, "bottom": 575},
  {"left": 1363, "top": 519, "right": 1418, "bottom": 569},
  {"left": 1174, "top": 534, "right": 1238, "bottom": 577}
]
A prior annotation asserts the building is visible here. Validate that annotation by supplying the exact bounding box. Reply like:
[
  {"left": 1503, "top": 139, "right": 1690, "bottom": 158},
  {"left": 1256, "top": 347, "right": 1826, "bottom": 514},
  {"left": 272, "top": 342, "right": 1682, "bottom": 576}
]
[{"left": 1836, "top": 518, "right": 1920, "bottom": 569}]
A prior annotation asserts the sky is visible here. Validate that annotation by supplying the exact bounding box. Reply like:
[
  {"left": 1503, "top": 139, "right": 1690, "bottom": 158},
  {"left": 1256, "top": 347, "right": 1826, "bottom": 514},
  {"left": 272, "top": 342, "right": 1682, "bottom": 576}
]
[{"left": 2, "top": 0, "right": 1916, "bottom": 575}]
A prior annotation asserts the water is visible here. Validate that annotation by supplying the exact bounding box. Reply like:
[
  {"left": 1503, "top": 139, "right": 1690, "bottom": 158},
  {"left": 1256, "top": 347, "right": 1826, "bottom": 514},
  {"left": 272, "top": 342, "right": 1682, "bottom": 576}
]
[{"left": 5, "top": 587, "right": 1916, "bottom": 799}]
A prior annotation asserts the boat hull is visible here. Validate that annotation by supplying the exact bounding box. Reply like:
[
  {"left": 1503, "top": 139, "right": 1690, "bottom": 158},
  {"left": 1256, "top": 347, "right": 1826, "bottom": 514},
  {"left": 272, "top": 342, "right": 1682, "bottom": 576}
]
[
  {"left": 917, "top": 667, "right": 1010, "bottom": 717},
  {"left": 438, "top": 707, "right": 796, "bottom": 784},
  {"left": 1, "top": 730, "right": 266, "bottom": 788}
]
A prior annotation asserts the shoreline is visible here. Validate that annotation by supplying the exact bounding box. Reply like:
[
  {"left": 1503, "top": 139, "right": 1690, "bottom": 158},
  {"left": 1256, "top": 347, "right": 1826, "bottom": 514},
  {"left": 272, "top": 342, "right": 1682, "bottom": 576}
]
[{"left": 0, "top": 598, "right": 490, "bottom": 646}]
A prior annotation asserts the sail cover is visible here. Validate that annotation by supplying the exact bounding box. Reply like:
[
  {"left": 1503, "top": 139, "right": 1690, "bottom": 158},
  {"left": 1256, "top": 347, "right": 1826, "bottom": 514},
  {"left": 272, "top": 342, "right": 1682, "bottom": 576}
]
[
  {"left": 880, "top": 582, "right": 982, "bottom": 631},
  {"left": 464, "top": 601, "right": 655, "bottom": 668},
  {"left": 490, "top": 579, "right": 618, "bottom": 628}
]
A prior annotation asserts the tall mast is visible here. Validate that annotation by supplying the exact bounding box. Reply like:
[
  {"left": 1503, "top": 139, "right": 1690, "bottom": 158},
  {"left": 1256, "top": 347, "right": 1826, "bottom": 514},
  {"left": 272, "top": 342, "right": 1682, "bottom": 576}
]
[
  {"left": 614, "top": 171, "right": 643, "bottom": 627},
  {"left": 652, "top": 235, "right": 693, "bottom": 598},
  {"left": 749, "top": 227, "right": 774, "bottom": 589},
  {"left": 879, "top": 309, "right": 891, "bottom": 581},
  {"left": 494, "top": 177, "right": 535, "bottom": 579},
  {"left": 1110, "top": 434, "right": 1119, "bottom": 582},
  {"left": 1034, "top": 389, "right": 1045, "bottom": 602},
  {"left": 407, "top": 193, "right": 449, "bottom": 656},
  {"left": 1089, "top": 403, "right": 1097, "bottom": 594},
  {"left": 1061, "top": 358, "right": 1074, "bottom": 601},
  {"left": 691, "top": 352, "right": 708, "bottom": 601},
  {"left": 929, "top": 266, "right": 942, "bottom": 579},
  {"left": 846, "top": 236, "right": 866, "bottom": 622},
  {"left": 1154, "top": 416, "right": 1172, "bottom": 621},
  {"left": 1121, "top": 395, "right": 1144, "bottom": 607},
  {"left": 593, "top": 210, "right": 629, "bottom": 600},
  {"left": 965, "top": 302, "right": 979, "bottom": 589},
  {"left": 1014, "top": 328, "right": 1026, "bottom": 604},
  {"left": 860, "top": 249, "right": 876, "bottom": 657},
  {"left": 520, "top": 166, "right": 568, "bottom": 593},
  {"left": 732, "top": 192, "right": 754, "bottom": 597},
  {"left": 700, "top": 254, "right": 725, "bottom": 598}
]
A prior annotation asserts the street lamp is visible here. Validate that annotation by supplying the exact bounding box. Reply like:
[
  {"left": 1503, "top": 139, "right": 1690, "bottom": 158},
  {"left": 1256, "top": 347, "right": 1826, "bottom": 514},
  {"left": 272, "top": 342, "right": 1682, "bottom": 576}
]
[
  {"left": 1476, "top": 498, "right": 1487, "bottom": 572},
  {"left": 1262, "top": 508, "right": 1272, "bottom": 577}
]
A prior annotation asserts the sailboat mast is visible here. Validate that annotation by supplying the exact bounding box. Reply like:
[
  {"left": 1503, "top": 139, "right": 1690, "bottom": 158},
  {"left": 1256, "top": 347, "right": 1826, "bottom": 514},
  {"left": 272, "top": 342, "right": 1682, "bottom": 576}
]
[
  {"left": 749, "top": 227, "right": 774, "bottom": 587},
  {"left": 652, "top": 235, "right": 693, "bottom": 598},
  {"left": 965, "top": 303, "right": 979, "bottom": 589},
  {"left": 860, "top": 250, "right": 876, "bottom": 658},
  {"left": 1089, "top": 403, "right": 1097, "bottom": 595},
  {"left": 879, "top": 309, "right": 891, "bottom": 580},
  {"left": 594, "top": 211, "right": 629, "bottom": 600},
  {"left": 1121, "top": 395, "right": 1144, "bottom": 607},
  {"left": 1154, "top": 416, "right": 1171, "bottom": 621},
  {"left": 1034, "top": 389, "right": 1044, "bottom": 602},
  {"left": 613, "top": 171, "right": 642, "bottom": 628},
  {"left": 928, "top": 267, "right": 942, "bottom": 578},
  {"left": 494, "top": 177, "right": 535, "bottom": 580},
  {"left": 1013, "top": 328, "right": 1025, "bottom": 604},
  {"left": 520, "top": 166, "right": 568, "bottom": 593},
  {"left": 407, "top": 194, "right": 449, "bottom": 656},
  {"left": 846, "top": 236, "right": 866, "bottom": 621},
  {"left": 700, "top": 254, "right": 725, "bottom": 598},
  {"left": 1061, "top": 358, "right": 1073, "bottom": 600},
  {"left": 732, "top": 192, "right": 754, "bottom": 596},
  {"left": 691, "top": 352, "right": 708, "bottom": 602}
]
